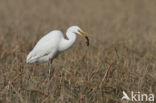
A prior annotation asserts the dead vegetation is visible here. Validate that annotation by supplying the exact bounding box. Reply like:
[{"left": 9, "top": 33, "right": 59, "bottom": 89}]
[{"left": 0, "top": 0, "right": 156, "bottom": 103}]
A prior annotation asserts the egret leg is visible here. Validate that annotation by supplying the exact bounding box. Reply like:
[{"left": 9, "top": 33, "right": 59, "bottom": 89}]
[{"left": 46, "top": 59, "right": 52, "bottom": 93}]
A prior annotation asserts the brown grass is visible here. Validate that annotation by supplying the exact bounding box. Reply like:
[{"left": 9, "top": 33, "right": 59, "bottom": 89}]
[{"left": 0, "top": 0, "right": 156, "bottom": 103}]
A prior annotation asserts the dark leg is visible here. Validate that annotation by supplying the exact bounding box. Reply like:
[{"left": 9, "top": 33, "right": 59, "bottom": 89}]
[{"left": 46, "top": 59, "right": 53, "bottom": 93}]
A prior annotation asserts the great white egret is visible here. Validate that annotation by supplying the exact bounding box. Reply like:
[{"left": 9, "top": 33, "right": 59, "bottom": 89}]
[
  {"left": 26, "top": 26, "right": 89, "bottom": 91},
  {"left": 26, "top": 26, "right": 89, "bottom": 63}
]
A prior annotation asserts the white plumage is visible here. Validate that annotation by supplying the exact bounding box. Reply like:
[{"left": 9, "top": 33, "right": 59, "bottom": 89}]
[{"left": 26, "top": 26, "right": 89, "bottom": 63}]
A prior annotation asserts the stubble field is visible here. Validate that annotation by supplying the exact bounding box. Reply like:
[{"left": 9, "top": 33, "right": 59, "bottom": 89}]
[{"left": 0, "top": 0, "right": 156, "bottom": 103}]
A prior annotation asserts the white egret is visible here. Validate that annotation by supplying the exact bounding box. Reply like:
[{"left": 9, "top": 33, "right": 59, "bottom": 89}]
[
  {"left": 26, "top": 26, "right": 89, "bottom": 63},
  {"left": 26, "top": 26, "right": 89, "bottom": 90}
]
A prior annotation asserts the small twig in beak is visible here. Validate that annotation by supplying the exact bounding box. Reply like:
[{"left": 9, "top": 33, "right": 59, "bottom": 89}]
[
  {"left": 85, "top": 36, "right": 89, "bottom": 46},
  {"left": 79, "top": 31, "right": 89, "bottom": 46}
]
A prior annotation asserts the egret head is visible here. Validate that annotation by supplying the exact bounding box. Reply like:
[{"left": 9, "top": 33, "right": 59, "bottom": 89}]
[{"left": 68, "top": 26, "right": 89, "bottom": 46}]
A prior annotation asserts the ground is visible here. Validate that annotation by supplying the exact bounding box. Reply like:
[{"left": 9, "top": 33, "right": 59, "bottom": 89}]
[{"left": 0, "top": 0, "right": 156, "bottom": 103}]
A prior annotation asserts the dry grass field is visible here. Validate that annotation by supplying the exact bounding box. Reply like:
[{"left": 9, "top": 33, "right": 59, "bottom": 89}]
[{"left": 0, "top": 0, "right": 156, "bottom": 103}]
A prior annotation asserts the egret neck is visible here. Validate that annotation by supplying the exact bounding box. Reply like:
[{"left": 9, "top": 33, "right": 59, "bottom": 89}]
[{"left": 58, "top": 30, "right": 77, "bottom": 52}]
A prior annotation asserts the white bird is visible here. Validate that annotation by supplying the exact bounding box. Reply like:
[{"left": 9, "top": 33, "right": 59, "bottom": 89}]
[
  {"left": 26, "top": 26, "right": 89, "bottom": 64},
  {"left": 26, "top": 26, "right": 89, "bottom": 90}
]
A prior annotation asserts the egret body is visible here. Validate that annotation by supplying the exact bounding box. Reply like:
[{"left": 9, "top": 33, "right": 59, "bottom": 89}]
[
  {"left": 26, "top": 26, "right": 89, "bottom": 91},
  {"left": 26, "top": 26, "right": 89, "bottom": 63}
]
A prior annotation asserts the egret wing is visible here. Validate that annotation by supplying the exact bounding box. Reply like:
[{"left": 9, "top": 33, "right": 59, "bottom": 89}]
[{"left": 26, "top": 31, "right": 62, "bottom": 63}]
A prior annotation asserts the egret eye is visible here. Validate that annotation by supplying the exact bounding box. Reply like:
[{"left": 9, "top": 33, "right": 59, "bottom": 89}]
[{"left": 78, "top": 29, "right": 81, "bottom": 32}]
